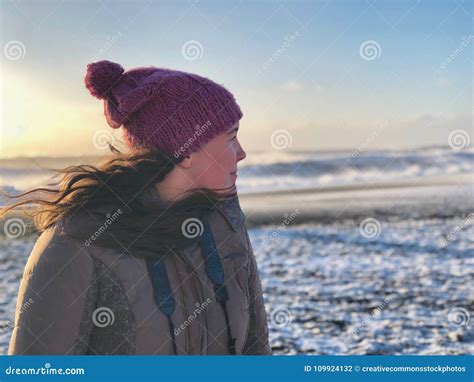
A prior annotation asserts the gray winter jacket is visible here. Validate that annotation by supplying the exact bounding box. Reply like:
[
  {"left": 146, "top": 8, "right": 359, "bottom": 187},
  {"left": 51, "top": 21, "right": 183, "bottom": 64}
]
[{"left": 8, "top": 196, "right": 272, "bottom": 355}]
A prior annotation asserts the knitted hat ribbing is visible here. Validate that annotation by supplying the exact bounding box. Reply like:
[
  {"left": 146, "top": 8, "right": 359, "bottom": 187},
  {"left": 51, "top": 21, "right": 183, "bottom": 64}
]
[{"left": 84, "top": 60, "right": 243, "bottom": 157}]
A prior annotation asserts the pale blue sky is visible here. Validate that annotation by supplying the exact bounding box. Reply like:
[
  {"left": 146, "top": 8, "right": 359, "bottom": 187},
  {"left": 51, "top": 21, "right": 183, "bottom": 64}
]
[{"left": 1, "top": 0, "right": 472, "bottom": 157}]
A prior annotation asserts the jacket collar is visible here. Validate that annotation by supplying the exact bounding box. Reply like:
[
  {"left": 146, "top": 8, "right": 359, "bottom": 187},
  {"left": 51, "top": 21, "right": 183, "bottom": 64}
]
[
  {"left": 64, "top": 191, "right": 247, "bottom": 236},
  {"left": 214, "top": 195, "right": 246, "bottom": 232},
  {"left": 143, "top": 188, "right": 246, "bottom": 232}
]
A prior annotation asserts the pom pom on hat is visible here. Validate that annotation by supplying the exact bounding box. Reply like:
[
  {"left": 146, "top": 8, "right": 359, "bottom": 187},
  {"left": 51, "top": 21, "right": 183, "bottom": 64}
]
[{"left": 84, "top": 60, "right": 124, "bottom": 100}]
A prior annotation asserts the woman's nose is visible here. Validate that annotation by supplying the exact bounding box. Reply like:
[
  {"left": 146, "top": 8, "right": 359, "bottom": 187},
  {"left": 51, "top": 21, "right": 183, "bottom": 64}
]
[{"left": 236, "top": 141, "right": 246, "bottom": 162}]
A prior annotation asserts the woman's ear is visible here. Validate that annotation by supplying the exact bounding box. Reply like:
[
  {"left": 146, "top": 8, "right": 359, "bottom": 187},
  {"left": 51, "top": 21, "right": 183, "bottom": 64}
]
[{"left": 176, "top": 155, "right": 192, "bottom": 169}]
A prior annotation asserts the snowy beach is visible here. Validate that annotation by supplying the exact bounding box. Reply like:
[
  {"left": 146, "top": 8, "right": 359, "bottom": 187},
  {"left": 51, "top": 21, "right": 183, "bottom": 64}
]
[{"left": 1, "top": 147, "right": 473, "bottom": 354}]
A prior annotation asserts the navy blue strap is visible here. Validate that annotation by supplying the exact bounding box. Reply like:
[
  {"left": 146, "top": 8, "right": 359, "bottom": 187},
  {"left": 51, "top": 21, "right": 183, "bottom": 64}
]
[
  {"left": 200, "top": 220, "right": 236, "bottom": 354},
  {"left": 200, "top": 220, "right": 229, "bottom": 302},
  {"left": 146, "top": 258, "right": 175, "bottom": 316},
  {"left": 146, "top": 258, "right": 177, "bottom": 354}
]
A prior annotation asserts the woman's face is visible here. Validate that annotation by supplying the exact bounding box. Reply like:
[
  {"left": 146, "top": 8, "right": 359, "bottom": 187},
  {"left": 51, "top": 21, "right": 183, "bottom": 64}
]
[{"left": 188, "top": 121, "right": 246, "bottom": 192}]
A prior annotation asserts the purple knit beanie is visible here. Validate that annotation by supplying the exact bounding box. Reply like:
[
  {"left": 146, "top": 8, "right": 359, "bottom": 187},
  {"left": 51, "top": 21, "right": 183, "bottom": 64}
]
[{"left": 84, "top": 60, "right": 243, "bottom": 157}]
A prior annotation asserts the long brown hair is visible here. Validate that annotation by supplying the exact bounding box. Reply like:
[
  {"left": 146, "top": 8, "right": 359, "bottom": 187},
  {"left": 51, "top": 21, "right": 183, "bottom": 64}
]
[{"left": 1, "top": 144, "right": 235, "bottom": 258}]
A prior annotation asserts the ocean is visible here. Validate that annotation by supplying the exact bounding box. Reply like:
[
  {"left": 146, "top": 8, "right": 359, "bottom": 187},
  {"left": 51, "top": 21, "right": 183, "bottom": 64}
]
[{"left": 1, "top": 146, "right": 473, "bottom": 197}]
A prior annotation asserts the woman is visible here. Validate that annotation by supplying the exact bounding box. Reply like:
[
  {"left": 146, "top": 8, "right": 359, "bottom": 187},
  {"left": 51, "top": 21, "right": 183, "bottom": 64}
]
[{"left": 4, "top": 60, "right": 272, "bottom": 355}]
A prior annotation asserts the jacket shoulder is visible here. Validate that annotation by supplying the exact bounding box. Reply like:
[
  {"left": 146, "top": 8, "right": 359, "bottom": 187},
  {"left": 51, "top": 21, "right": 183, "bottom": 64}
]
[
  {"left": 9, "top": 222, "right": 96, "bottom": 354},
  {"left": 23, "top": 222, "right": 93, "bottom": 277}
]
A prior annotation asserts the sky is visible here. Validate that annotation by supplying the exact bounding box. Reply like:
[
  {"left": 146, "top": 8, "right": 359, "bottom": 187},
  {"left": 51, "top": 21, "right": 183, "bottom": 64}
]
[{"left": 1, "top": 0, "right": 472, "bottom": 158}]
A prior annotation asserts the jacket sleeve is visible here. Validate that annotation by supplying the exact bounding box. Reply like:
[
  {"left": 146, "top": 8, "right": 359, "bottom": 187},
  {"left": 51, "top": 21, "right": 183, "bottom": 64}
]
[
  {"left": 8, "top": 226, "right": 96, "bottom": 355},
  {"left": 242, "top": 228, "right": 272, "bottom": 355}
]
